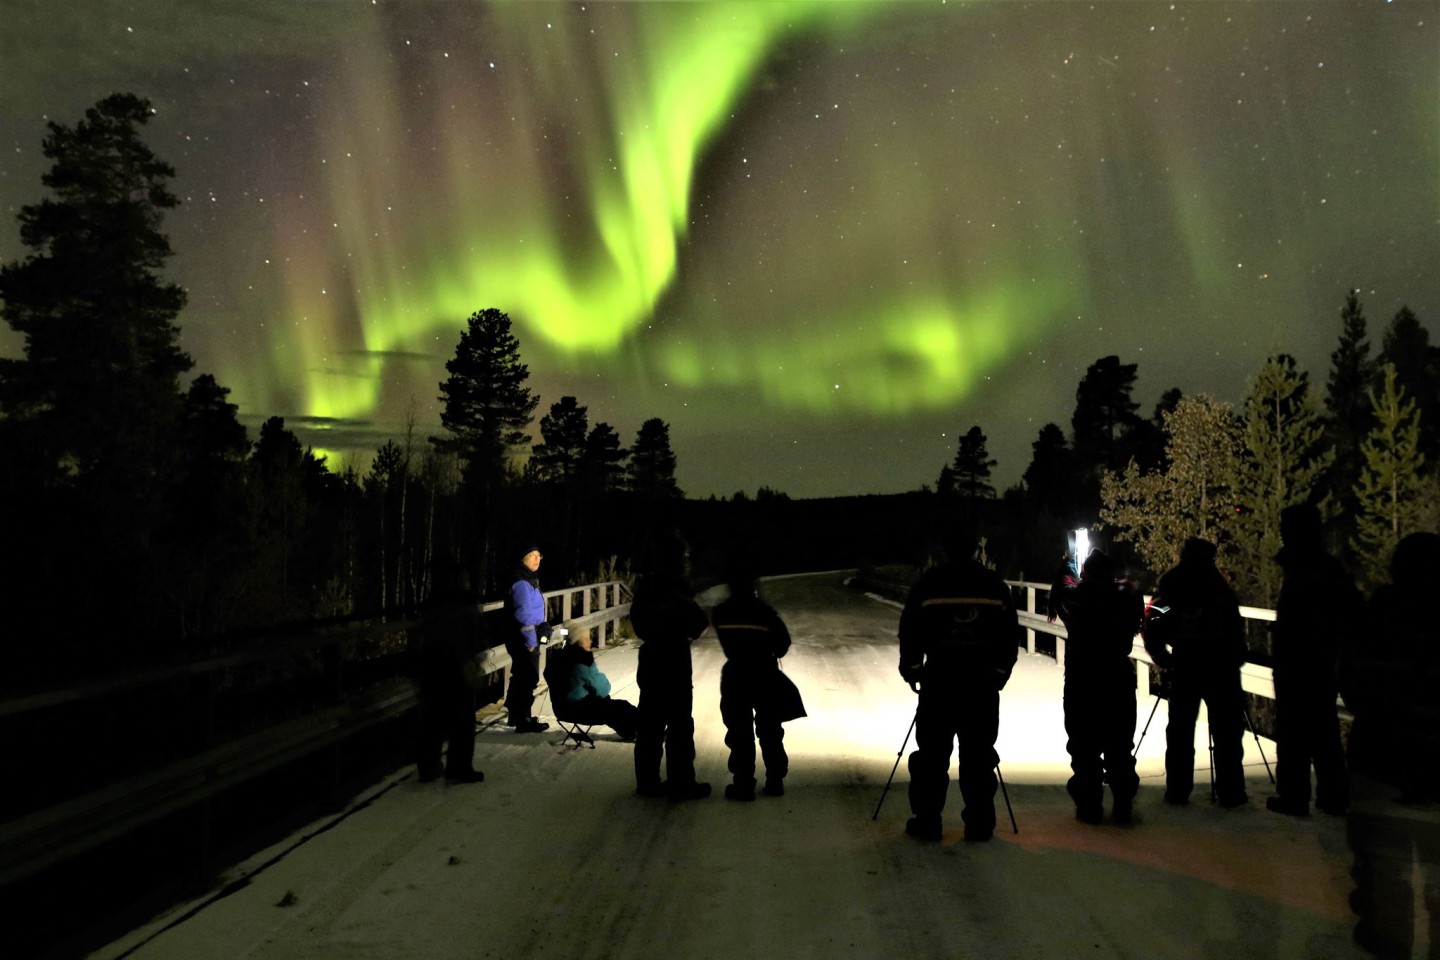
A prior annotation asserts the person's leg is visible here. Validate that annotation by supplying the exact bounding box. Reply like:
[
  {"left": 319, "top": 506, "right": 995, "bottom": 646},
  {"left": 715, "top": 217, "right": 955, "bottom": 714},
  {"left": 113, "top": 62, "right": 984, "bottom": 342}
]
[
  {"left": 1164, "top": 674, "right": 1202, "bottom": 802},
  {"left": 1312, "top": 684, "right": 1349, "bottom": 813},
  {"left": 1204, "top": 670, "right": 1248, "bottom": 806},
  {"left": 907, "top": 692, "right": 955, "bottom": 838},
  {"left": 1064, "top": 680, "right": 1105, "bottom": 821},
  {"left": 663, "top": 675, "right": 701, "bottom": 794},
  {"left": 1102, "top": 682, "right": 1139, "bottom": 818},
  {"left": 720, "top": 674, "right": 757, "bottom": 790},
  {"left": 414, "top": 679, "right": 444, "bottom": 781},
  {"left": 1272, "top": 671, "right": 1315, "bottom": 811},
  {"left": 956, "top": 688, "right": 1001, "bottom": 838},
  {"left": 600, "top": 697, "right": 639, "bottom": 741},
  {"left": 633, "top": 682, "right": 666, "bottom": 793},
  {"left": 755, "top": 708, "right": 788, "bottom": 789},
  {"left": 504, "top": 641, "right": 538, "bottom": 725},
  {"left": 443, "top": 683, "right": 478, "bottom": 778}
]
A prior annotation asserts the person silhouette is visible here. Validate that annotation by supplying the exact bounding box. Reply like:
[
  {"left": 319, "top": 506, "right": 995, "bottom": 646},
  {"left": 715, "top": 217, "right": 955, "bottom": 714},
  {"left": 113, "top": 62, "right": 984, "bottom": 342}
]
[
  {"left": 1268, "top": 504, "right": 1361, "bottom": 817},
  {"left": 1143, "top": 537, "right": 1249, "bottom": 807},
  {"left": 711, "top": 559, "right": 806, "bottom": 801},
  {"left": 898, "top": 525, "right": 1021, "bottom": 842},
  {"left": 1049, "top": 549, "right": 1143, "bottom": 824},
  {"left": 630, "top": 531, "right": 712, "bottom": 802}
]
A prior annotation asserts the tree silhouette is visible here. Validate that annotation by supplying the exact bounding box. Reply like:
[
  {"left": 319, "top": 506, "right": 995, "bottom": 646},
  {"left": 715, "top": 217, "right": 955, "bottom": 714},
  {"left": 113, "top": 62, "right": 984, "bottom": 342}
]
[
  {"left": 951, "top": 425, "right": 998, "bottom": 499},
  {"left": 579, "top": 422, "right": 628, "bottom": 498},
  {"left": 1071, "top": 356, "right": 1143, "bottom": 481},
  {"left": 0, "top": 93, "right": 195, "bottom": 662},
  {"left": 628, "top": 418, "right": 682, "bottom": 501},
  {"left": 1022, "top": 422, "right": 1072, "bottom": 516},
  {"left": 530, "top": 396, "right": 589, "bottom": 485},
  {"left": 434, "top": 308, "right": 538, "bottom": 584},
  {"left": 1325, "top": 290, "right": 1377, "bottom": 521},
  {"left": 1352, "top": 364, "right": 1428, "bottom": 590},
  {"left": 435, "top": 308, "right": 538, "bottom": 489},
  {"left": 1379, "top": 305, "right": 1439, "bottom": 459},
  {"left": 1234, "top": 355, "right": 1333, "bottom": 606}
]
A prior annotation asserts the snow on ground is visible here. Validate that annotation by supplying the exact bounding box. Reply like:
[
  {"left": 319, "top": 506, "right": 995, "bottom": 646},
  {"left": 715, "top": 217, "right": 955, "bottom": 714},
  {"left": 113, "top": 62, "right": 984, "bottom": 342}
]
[{"left": 91, "top": 573, "right": 1434, "bottom": 960}]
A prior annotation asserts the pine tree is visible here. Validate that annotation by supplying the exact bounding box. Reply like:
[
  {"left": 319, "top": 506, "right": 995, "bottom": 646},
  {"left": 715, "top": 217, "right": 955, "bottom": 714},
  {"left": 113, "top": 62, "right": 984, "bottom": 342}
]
[
  {"left": 1352, "top": 364, "right": 1429, "bottom": 590},
  {"left": 0, "top": 93, "right": 196, "bottom": 664},
  {"left": 1234, "top": 355, "right": 1334, "bottom": 606},
  {"left": 435, "top": 308, "right": 539, "bottom": 489},
  {"left": 0, "top": 93, "right": 192, "bottom": 489},
  {"left": 951, "top": 425, "right": 998, "bottom": 499},
  {"left": 1072, "top": 356, "right": 1143, "bottom": 481},
  {"left": 530, "top": 396, "right": 589, "bottom": 485},
  {"left": 1022, "top": 422, "right": 1072, "bottom": 515},
  {"left": 578, "top": 422, "right": 628, "bottom": 498},
  {"left": 1100, "top": 395, "right": 1243, "bottom": 578},
  {"left": 1325, "top": 290, "right": 1377, "bottom": 518},
  {"left": 1379, "top": 305, "right": 1439, "bottom": 459},
  {"left": 628, "top": 418, "right": 682, "bottom": 500}
]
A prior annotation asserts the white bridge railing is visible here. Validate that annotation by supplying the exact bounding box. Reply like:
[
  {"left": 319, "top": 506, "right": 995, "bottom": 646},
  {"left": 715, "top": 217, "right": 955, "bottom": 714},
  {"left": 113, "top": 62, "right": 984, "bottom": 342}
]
[{"left": 1007, "top": 580, "right": 1277, "bottom": 703}]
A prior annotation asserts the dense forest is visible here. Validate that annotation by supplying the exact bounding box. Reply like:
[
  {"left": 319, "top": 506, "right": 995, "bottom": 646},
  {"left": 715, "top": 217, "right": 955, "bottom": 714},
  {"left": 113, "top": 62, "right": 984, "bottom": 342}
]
[{"left": 2, "top": 94, "right": 1435, "bottom": 693}]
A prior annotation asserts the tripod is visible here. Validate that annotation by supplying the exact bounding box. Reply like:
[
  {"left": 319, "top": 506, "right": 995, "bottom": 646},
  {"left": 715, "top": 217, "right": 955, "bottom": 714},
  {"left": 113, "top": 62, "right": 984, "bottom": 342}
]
[
  {"left": 1133, "top": 690, "right": 1275, "bottom": 786},
  {"left": 871, "top": 706, "right": 1019, "bottom": 834}
]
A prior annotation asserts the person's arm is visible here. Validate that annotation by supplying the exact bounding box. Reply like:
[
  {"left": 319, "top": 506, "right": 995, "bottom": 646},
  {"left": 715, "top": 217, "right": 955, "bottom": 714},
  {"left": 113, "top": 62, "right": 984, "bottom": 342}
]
[
  {"left": 897, "top": 592, "right": 926, "bottom": 685},
  {"left": 589, "top": 665, "right": 612, "bottom": 699},
  {"left": 993, "top": 585, "right": 1021, "bottom": 687},
  {"left": 769, "top": 607, "right": 792, "bottom": 659}
]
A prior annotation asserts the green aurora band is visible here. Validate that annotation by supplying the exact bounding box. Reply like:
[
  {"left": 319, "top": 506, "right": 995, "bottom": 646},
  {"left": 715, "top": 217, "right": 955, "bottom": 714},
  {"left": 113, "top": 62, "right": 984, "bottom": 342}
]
[{"left": 268, "top": 2, "right": 1071, "bottom": 429}]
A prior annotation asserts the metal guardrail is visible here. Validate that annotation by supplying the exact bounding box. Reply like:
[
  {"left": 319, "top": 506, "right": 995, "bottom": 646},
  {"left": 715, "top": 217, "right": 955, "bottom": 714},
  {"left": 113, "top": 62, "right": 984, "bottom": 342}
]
[{"left": 0, "top": 580, "right": 632, "bottom": 887}]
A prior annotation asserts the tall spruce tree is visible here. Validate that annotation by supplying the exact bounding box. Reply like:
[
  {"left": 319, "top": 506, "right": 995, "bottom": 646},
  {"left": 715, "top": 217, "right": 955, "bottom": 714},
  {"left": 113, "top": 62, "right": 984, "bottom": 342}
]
[
  {"left": 627, "top": 418, "right": 682, "bottom": 501},
  {"left": 951, "top": 425, "right": 998, "bottom": 499},
  {"left": 1352, "top": 364, "right": 1429, "bottom": 590},
  {"left": 0, "top": 93, "right": 194, "bottom": 663},
  {"left": 1324, "top": 290, "right": 1377, "bottom": 522},
  {"left": 1022, "top": 422, "right": 1072, "bottom": 516},
  {"left": 436, "top": 308, "right": 538, "bottom": 485},
  {"left": 1234, "top": 355, "right": 1333, "bottom": 606},
  {"left": 579, "top": 422, "right": 628, "bottom": 498},
  {"left": 530, "top": 396, "right": 589, "bottom": 484},
  {"left": 1071, "top": 355, "right": 1143, "bottom": 491},
  {"left": 1379, "top": 306, "right": 1440, "bottom": 460},
  {"left": 434, "top": 308, "right": 538, "bottom": 587}
]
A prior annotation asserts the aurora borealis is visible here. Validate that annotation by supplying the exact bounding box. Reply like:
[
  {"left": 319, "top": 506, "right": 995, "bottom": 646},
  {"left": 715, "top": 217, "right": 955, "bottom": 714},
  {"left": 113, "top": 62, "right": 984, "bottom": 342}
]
[{"left": 1, "top": 1, "right": 1436, "bottom": 498}]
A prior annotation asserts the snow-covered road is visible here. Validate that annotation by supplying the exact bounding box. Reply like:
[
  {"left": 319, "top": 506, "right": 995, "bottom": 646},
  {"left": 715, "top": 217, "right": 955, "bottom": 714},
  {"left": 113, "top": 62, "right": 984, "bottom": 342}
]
[{"left": 93, "top": 572, "right": 1428, "bottom": 959}]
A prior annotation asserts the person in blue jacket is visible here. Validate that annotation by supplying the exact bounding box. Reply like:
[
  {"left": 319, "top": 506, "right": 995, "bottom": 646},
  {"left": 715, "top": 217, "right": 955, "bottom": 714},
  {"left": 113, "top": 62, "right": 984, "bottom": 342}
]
[
  {"left": 504, "top": 544, "right": 550, "bottom": 733},
  {"left": 549, "top": 631, "right": 639, "bottom": 740}
]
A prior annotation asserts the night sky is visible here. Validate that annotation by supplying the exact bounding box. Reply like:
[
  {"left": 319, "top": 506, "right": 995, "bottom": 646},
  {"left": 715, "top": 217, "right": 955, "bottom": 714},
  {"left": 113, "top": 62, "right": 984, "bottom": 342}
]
[{"left": 1, "top": 1, "right": 1436, "bottom": 499}]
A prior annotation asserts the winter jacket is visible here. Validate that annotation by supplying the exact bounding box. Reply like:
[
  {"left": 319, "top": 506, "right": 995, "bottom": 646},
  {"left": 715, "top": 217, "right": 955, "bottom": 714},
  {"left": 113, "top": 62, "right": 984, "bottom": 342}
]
[
  {"left": 713, "top": 592, "right": 806, "bottom": 723},
  {"left": 898, "top": 558, "right": 1021, "bottom": 690},
  {"left": 1273, "top": 546, "right": 1361, "bottom": 682},
  {"left": 630, "top": 573, "right": 710, "bottom": 682},
  {"left": 1144, "top": 558, "right": 1246, "bottom": 671},
  {"left": 712, "top": 593, "right": 791, "bottom": 666},
  {"left": 559, "top": 646, "right": 612, "bottom": 703},
  {"left": 1049, "top": 571, "right": 1143, "bottom": 682},
  {"left": 506, "top": 571, "right": 547, "bottom": 650}
]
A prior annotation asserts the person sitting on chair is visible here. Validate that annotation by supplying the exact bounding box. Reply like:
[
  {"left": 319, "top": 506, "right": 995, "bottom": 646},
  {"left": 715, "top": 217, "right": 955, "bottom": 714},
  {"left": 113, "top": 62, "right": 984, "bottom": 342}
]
[{"left": 553, "top": 631, "right": 638, "bottom": 741}]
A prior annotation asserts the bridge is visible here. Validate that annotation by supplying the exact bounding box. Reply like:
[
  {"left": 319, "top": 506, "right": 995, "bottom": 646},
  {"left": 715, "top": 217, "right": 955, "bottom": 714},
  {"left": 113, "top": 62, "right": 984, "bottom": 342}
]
[{"left": 7, "top": 572, "right": 1436, "bottom": 959}]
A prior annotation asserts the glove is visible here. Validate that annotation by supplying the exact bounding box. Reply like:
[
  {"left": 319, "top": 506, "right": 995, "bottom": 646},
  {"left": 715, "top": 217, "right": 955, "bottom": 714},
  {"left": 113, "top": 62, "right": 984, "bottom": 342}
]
[
  {"left": 899, "top": 661, "right": 924, "bottom": 687},
  {"left": 537, "top": 623, "right": 553, "bottom": 644}
]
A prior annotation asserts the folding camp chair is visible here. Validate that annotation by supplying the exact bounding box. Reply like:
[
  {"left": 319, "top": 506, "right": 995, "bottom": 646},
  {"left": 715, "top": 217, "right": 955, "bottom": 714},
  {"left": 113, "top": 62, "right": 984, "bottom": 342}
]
[{"left": 543, "top": 636, "right": 597, "bottom": 750}]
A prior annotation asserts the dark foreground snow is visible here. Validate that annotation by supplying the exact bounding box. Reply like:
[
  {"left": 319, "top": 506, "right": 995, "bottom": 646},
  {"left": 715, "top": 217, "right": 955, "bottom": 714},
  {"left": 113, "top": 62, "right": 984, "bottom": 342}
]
[{"left": 91, "top": 573, "right": 1434, "bottom": 959}]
